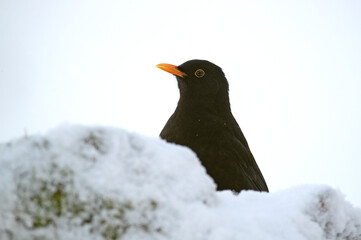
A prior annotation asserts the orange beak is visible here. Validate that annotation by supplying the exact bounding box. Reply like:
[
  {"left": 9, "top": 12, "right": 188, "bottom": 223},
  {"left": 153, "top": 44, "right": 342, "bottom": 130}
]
[{"left": 156, "top": 63, "right": 187, "bottom": 78}]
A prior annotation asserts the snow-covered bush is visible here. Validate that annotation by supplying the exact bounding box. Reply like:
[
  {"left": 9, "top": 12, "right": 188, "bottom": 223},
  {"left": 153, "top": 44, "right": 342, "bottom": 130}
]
[{"left": 0, "top": 125, "right": 360, "bottom": 240}]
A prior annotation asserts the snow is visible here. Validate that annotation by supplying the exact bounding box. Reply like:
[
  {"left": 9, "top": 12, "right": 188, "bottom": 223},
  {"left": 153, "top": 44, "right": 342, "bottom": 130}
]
[{"left": 0, "top": 124, "right": 360, "bottom": 240}]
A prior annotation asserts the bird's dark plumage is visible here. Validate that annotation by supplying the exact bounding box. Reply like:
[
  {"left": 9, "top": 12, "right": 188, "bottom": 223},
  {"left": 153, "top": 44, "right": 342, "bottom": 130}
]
[{"left": 157, "top": 59, "right": 268, "bottom": 192}]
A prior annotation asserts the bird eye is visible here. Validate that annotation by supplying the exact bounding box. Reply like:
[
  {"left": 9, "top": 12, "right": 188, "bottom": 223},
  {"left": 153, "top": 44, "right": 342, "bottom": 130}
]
[{"left": 194, "top": 69, "right": 205, "bottom": 78}]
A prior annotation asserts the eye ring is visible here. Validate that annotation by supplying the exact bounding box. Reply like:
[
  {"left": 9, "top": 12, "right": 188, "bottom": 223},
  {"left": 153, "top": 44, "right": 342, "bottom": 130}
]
[{"left": 194, "top": 69, "right": 205, "bottom": 78}]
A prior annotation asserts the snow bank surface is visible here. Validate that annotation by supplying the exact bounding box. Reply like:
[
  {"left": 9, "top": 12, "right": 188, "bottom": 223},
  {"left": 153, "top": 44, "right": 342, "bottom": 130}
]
[{"left": 0, "top": 125, "right": 360, "bottom": 240}]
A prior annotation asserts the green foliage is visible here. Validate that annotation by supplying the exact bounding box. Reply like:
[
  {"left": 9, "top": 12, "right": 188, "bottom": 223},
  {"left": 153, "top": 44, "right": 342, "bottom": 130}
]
[{"left": 14, "top": 160, "right": 159, "bottom": 239}]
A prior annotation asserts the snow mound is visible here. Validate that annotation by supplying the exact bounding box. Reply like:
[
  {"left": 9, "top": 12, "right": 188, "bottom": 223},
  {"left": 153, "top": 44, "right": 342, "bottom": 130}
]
[{"left": 0, "top": 125, "right": 360, "bottom": 240}]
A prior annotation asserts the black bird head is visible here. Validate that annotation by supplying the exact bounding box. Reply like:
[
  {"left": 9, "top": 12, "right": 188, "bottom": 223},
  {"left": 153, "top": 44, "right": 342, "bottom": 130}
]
[{"left": 157, "top": 59, "right": 230, "bottom": 111}]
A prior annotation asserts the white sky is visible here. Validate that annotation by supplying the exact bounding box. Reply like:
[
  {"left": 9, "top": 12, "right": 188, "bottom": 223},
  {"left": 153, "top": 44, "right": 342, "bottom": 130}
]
[{"left": 1, "top": 1, "right": 360, "bottom": 206}]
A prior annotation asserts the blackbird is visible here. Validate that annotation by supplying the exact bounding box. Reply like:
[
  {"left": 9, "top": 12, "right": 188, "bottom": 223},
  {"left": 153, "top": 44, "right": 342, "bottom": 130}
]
[{"left": 157, "top": 59, "right": 268, "bottom": 192}]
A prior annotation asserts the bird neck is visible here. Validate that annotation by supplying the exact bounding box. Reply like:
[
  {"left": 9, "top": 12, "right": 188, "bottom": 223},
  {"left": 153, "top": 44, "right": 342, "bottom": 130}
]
[{"left": 177, "top": 90, "right": 231, "bottom": 116}]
